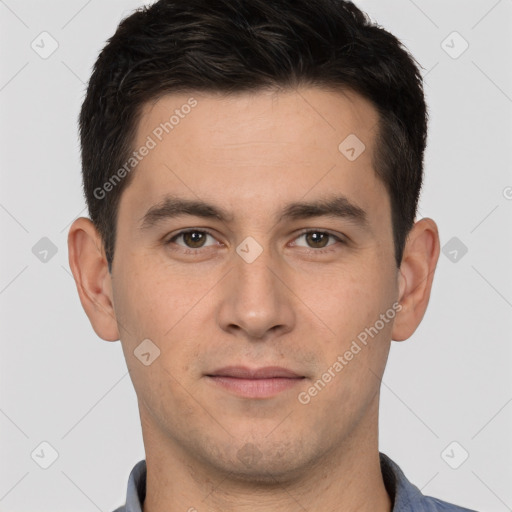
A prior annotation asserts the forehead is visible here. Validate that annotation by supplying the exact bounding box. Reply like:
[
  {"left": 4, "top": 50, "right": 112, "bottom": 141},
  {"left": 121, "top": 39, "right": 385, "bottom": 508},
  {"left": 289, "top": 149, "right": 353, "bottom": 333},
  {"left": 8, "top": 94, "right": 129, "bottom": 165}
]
[
  {"left": 138, "top": 86, "right": 378, "bottom": 152},
  {"left": 120, "top": 86, "right": 389, "bottom": 231}
]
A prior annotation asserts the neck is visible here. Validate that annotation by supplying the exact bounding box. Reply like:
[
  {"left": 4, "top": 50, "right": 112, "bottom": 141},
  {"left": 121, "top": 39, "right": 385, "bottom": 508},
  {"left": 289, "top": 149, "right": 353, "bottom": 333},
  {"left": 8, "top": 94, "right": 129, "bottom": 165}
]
[{"left": 139, "top": 399, "right": 392, "bottom": 512}]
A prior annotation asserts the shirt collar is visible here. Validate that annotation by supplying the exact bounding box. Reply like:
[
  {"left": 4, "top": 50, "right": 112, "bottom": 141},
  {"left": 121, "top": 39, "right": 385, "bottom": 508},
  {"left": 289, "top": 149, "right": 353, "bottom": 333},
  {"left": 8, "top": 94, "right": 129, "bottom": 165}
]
[
  {"left": 121, "top": 458, "right": 146, "bottom": 512},
  {"left": 379, "top": 452, "right": 428, "bottom": 510}
]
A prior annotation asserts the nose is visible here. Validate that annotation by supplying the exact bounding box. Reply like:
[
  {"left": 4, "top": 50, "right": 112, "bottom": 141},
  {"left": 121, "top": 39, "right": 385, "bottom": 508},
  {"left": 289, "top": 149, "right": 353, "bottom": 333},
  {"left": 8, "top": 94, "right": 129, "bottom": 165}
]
[{"left": 216, "top": 245, "right": 296, "bottom": 341}]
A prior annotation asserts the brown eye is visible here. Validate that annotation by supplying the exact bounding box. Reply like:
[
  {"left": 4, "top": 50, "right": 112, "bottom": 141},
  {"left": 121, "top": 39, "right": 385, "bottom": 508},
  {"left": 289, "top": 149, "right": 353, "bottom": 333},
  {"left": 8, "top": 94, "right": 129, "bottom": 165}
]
[
  {"left": 166, "top": 230, "right": 216, "bottom": 249},
  {"left": 181, "top": 231, "right": 207, "bottom": 248},
  {"left": 304, "top": 231, "right": 330, "bottom": 248},
  {"left": 294, "top": 230, "right": 342, "bottom": 250}
]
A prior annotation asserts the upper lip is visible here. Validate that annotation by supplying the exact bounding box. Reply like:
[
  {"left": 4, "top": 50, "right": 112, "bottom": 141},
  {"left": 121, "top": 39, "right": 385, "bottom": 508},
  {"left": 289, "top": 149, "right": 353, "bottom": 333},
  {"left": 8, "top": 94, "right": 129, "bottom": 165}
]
[{"left": 207, "top": 366, "right": 304, "bottom": 379}]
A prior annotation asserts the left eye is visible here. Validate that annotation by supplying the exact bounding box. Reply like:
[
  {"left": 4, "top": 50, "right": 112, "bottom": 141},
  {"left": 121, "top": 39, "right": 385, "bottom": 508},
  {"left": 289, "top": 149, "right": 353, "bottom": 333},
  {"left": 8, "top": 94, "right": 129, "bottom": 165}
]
[{"left": 293, "top": 230, "right": 340, "bottom": 250}]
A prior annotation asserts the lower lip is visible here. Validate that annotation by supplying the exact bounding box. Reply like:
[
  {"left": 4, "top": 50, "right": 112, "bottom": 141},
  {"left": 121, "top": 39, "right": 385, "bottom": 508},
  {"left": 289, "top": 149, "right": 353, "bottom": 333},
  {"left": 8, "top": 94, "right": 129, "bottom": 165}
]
[{"left": 207, "top": 376, "right": 304, "bottom": 398}]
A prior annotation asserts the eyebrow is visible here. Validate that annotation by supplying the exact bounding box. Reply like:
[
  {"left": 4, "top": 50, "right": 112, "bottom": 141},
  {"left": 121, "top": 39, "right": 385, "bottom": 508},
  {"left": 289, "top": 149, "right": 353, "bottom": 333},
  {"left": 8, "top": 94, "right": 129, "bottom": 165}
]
[{"left": 139, "top": 194, "right": 369, "bottom": 232}]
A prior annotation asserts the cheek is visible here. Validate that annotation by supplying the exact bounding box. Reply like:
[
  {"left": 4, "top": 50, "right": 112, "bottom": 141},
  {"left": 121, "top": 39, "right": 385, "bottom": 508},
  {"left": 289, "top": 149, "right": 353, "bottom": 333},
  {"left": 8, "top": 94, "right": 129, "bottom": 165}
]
[
  {"left": 301, "top": 255, "right": 395, "bottom": 403},
  {"left": 113, "top": 251, "right": 188, "bottom": 338},
  {"left": 304, "top": 260, "right": 391, "bottom": 340},
  {"left": 113, "top": 253, "right": 206, "bottom": 377},
  {"left": 113, "top": 270, "right": 202, "bottom": 420}
]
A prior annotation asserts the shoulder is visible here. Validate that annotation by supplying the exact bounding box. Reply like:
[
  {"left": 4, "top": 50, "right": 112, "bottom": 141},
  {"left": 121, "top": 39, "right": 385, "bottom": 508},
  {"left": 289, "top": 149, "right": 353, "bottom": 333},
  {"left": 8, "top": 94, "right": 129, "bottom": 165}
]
[
  {"left": 111, "top": 459, "right": 147, "bottom": 512},
  {"left": 421, "top": 496, "right": 478, "bottom": 511},
  {"left": 379, "top": 453, "right": 478, "bottom": 512}
]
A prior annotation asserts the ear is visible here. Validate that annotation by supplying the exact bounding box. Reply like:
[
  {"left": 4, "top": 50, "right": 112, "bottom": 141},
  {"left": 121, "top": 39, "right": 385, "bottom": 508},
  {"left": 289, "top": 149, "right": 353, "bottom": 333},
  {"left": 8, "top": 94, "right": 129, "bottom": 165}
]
[
  {"left": 391, "top": 218, "right": 440, "bottom": 341},
  {"left": 67, "top": 217, "right": 120, "bottom": 341}
]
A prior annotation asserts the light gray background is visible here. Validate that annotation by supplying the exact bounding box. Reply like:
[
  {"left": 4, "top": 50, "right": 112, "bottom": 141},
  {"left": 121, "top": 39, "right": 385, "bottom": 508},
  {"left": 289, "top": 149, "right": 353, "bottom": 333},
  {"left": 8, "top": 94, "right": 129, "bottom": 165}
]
[{"left": 1, "top": 0, "right": 511, "bottom": 511}]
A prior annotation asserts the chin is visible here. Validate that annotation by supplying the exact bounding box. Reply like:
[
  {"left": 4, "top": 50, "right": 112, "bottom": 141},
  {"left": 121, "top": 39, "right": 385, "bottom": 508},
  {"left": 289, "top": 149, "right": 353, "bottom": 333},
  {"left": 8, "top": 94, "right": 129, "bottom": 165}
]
[{"left": 202, "top": 438, "right": 318, "bottom": 485}]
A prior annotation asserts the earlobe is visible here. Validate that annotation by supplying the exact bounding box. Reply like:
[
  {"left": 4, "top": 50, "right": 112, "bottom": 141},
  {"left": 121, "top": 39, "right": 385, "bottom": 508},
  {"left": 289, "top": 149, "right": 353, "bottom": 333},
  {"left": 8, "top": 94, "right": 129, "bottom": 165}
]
[
  {"left": 67, "top": 217, "right": 120, "bottom": 342},
  {"left": 391, "top": 218, "right": 440, "bottom": 342}
]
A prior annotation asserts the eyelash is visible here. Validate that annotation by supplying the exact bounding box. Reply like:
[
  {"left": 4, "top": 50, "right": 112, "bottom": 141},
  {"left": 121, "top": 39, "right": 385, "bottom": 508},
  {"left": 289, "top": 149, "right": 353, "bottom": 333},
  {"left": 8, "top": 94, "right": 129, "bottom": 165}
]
[{"left": 164, "top": 229, "right": 346, "bottom": 255}]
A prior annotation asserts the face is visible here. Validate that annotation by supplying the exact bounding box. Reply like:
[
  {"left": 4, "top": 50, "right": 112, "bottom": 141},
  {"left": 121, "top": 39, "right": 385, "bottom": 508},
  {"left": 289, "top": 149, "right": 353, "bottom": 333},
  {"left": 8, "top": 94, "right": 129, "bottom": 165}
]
[{"left": 109, "top": 87, "right": 401, "bottom": 480}]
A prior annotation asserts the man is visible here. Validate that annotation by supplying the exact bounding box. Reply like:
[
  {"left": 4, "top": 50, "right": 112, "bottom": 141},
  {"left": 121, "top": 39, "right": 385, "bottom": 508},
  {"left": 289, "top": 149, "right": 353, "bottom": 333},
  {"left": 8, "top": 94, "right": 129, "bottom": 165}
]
[{"left": 67, "top": 0, "right": 477, "bottom": 510}]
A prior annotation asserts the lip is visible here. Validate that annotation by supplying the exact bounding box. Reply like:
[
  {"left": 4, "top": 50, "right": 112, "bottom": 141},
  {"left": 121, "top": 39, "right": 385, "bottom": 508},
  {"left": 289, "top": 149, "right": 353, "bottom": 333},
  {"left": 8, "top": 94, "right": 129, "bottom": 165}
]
[
  {"left": 206, "top": 366, "right": 305, "bottom": 399},
  {"left": 208, "top": 366, "right": 303, "bottom": 379}
]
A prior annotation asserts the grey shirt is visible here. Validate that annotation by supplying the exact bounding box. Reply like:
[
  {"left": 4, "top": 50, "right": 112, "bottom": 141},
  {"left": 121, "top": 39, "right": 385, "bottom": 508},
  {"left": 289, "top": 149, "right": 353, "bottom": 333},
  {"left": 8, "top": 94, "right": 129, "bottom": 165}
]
[{"left": 112, "top": 452, "right": 477, "bottom": 512}]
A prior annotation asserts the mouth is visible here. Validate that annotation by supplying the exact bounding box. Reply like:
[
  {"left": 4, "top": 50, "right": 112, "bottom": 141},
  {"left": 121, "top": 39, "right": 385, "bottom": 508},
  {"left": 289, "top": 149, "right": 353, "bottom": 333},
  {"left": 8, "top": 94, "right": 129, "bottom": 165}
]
[{"left": 205, "top": 366, "right": 306, "bottom": 399}]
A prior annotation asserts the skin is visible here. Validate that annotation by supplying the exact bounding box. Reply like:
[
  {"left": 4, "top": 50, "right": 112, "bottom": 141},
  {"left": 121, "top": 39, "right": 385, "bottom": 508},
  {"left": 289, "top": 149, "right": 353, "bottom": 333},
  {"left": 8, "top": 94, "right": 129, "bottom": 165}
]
[{"left": 68, "top": 87, "right": 440, "bottom": 512}]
